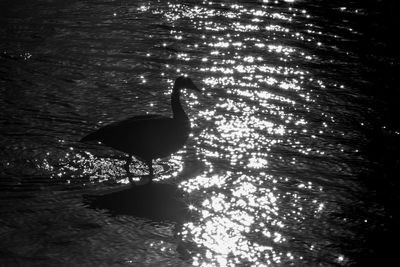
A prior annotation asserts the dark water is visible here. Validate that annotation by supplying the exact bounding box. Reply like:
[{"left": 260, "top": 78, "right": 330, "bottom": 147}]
[{"left": 1, "top": 0, "right": 400, "bottom": 266}]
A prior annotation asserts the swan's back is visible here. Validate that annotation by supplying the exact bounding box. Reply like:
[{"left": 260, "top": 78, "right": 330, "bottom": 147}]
[{"left": 81, "top": 114, "right": 190, "bottom": 160}]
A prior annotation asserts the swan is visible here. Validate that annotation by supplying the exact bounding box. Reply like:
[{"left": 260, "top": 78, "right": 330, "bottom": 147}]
[{"left": 81, "top": 76, "right": 200, "bottom": 183}]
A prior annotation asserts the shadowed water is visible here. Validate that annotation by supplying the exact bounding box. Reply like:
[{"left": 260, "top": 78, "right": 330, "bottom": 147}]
[{"left": 1, "top": 0, "right": 400, "bottom": 266}]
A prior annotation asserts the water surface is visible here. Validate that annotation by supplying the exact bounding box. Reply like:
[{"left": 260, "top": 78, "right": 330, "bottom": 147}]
[{"left": 1, "top": 0, "right": 400, "bottom": 266}]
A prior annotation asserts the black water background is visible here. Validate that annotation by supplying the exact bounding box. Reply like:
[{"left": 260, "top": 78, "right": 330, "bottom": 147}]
[{"left": 330, "top": 1, "right": 400, "bottom": 265}]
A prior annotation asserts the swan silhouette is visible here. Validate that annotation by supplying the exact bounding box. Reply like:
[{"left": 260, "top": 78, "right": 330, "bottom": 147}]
[{"left": 81, "top": 76, "right": 200, "bottom": 183}]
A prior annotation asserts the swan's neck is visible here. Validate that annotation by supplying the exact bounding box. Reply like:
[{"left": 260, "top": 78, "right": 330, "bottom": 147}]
[{"left": 171, "top": 87, "right": 188, "bottom": 121}]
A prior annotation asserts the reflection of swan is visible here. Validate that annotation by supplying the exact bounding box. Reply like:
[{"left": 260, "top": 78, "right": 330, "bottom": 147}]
[
  {"left": 84, "top": 183, "right": 196, "bottom": 259},
  {"left": 81, "top": 77, "right": 200, "bottom": 182},
  {"left": 84, "top": 183, "right": 191, "bottom": 222}
]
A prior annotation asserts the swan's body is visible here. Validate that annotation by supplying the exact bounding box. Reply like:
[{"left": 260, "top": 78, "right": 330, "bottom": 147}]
[{"left": 81, "top": 77, "right": 200, "bottom": 182}]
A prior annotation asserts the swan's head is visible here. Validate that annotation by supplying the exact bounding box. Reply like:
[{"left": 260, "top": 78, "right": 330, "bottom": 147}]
[{"left": 174, "top": 76, "right": 201, "bottom": 92}]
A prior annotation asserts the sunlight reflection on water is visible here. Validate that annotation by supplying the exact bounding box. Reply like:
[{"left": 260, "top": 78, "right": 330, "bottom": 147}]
[{"left": 157, "top": 1, "right": 332, "bottom": 265}]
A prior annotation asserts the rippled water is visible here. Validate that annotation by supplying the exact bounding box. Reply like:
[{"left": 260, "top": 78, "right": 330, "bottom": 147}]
[{"left": 1, "top": 0, "right": 400, "bottom": 266}]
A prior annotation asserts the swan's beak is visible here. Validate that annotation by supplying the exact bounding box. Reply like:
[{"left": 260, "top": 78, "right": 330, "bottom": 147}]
[{"left": 188, "top": 81, "right": 201, "bottom": 93}]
